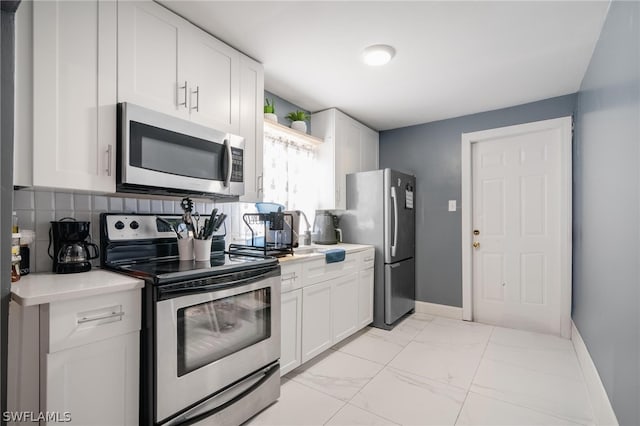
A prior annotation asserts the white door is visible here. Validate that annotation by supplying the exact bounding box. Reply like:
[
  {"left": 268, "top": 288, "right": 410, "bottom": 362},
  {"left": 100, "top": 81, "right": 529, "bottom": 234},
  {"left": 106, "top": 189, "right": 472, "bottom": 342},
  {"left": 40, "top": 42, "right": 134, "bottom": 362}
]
[
  {"left": 238, "top": 55, "right": 264, "bottom": 203},
  {"left": 184, "top": 26, "right": 239, "bottom": 133},
  {"left": 360, "top": 126, "right": 379, "bottom": 172},
  {"left": 465, "top": 118, "right": 571, "bottom": 336},
  {"left": 280, "top": 290, "right": 302, "bottom": 376},
  {"left": 301, "top": 281, "right": 333, "bottom": 363},
  {"left": 46, "top": 332, "right": 139, "bottom": 425},
  {"left": 332, "top": 272, "right": 359, "bottom": 343},
  {"left": 33, "top": 0, "right": 117, "bottom": 192},
  {"left": 117, "top": 1, "right": 188, "bottom": 119},
  {"left": 358, "top": 267, "right": 374, "bottom": 328}
]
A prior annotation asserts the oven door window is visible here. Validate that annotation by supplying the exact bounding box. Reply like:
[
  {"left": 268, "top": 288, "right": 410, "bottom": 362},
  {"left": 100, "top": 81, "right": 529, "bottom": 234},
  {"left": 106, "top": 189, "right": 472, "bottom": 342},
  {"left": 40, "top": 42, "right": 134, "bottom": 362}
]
[
  {"left": 129, "top": 121, "right": 225, "bottom": 181},
  {"left": 177, "top": 288, "right": 271, "bottom": 377}
]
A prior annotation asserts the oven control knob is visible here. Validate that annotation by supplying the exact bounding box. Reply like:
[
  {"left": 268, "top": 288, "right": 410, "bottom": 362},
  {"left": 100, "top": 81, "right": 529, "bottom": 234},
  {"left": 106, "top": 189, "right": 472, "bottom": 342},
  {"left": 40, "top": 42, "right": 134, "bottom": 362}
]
[
  {"left": 115, "top": 221, "right": 125, "bottom": 230},
  {"left": 130, "top": 221, "right": 139, "bottom": 230}
]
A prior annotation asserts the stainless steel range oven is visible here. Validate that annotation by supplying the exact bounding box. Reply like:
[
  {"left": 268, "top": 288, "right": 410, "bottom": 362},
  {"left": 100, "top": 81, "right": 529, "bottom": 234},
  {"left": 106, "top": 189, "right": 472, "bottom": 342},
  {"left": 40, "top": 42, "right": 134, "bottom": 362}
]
[{"left": 100, "top": 213, "right": 280, "bottom": 425}]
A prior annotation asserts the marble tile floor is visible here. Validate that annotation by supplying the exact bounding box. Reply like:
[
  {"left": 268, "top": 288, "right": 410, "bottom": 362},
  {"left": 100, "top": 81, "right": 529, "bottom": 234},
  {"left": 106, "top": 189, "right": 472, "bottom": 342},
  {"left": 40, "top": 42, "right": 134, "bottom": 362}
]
[{"left": 246, "top": 313, "right": 596, "bottom": 426}]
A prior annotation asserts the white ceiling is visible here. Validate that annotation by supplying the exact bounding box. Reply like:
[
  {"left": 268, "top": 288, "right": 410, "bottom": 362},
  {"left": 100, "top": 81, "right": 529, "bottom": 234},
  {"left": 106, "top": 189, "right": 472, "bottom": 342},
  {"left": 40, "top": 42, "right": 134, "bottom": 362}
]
[{"left": 160, "top": 1, "right": 610, "bottom": 131}]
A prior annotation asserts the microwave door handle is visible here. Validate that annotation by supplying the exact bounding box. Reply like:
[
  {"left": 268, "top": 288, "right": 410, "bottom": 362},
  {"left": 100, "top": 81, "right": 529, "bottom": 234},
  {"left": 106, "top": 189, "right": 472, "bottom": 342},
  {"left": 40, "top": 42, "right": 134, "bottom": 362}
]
[{"left": 223, "top": 139, "right": 232, "bottom": 187}]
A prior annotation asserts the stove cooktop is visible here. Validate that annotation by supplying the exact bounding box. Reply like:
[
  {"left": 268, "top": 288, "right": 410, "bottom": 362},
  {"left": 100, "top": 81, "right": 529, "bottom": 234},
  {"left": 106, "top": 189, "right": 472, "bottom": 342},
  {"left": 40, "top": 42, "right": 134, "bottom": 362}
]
[{"left": 107, "top": 253, "right": 278, "bottom": 285}]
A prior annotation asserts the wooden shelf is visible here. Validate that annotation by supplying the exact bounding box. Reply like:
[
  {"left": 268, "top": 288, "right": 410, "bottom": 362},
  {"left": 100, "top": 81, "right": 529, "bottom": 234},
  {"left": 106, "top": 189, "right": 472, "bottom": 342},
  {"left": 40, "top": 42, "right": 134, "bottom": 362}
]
[{"left": 264, "top": 119, "right": 324, "bottom": 146}]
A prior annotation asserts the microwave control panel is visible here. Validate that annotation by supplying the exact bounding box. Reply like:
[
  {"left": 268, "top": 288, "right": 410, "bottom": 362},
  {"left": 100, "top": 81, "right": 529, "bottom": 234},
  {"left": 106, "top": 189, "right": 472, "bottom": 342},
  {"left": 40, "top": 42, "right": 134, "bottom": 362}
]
[{"left": 231, "top": 148, "right": 243, "bottom": 183}]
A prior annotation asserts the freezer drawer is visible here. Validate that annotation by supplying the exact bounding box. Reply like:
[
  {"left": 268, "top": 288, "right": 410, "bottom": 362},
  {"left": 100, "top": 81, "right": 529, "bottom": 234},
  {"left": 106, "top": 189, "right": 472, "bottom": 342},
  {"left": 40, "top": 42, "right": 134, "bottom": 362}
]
[{"left": 384, "top": 258, "right": 415, "bottom": 325}]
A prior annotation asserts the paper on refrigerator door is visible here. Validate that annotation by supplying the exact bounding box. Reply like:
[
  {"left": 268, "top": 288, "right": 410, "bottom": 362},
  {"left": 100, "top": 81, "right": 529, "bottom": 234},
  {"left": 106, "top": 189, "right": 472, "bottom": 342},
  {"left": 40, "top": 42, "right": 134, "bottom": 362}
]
[{"left": 405, "top": 190, "right": 414, "bottom": 209}]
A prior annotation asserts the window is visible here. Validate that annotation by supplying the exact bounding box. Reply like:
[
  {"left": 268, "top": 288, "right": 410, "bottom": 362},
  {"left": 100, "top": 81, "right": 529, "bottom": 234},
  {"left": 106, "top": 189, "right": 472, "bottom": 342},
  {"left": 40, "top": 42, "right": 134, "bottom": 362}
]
[{"left": 262, "top": 132, "right": 319, "bottom": 222}]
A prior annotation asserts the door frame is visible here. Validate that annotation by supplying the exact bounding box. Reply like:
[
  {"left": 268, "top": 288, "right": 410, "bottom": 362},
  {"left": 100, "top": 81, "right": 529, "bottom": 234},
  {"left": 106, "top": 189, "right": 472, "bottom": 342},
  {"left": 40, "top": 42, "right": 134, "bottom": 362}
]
[{"left": 460, "top": 116, "right": 573, "bottom": 338}]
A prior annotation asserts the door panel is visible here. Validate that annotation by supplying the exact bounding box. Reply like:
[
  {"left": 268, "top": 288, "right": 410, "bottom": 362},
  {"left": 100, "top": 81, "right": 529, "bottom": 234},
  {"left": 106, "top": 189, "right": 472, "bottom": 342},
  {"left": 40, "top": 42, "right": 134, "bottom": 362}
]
[
  {"left": 384, "top": 258, "right": 415, "bottom": 325},
  {"left": 187, "top": 27, "right": 239, "bottom": 133},
  {"left": 472, "top": 127, "right": 562, "bottom": 335},
  {"left": 117, "top": 1, "right": 186, "bottom": 118},
  {"left": 384, "top": 169, "right": 415, "bottom": 263}
]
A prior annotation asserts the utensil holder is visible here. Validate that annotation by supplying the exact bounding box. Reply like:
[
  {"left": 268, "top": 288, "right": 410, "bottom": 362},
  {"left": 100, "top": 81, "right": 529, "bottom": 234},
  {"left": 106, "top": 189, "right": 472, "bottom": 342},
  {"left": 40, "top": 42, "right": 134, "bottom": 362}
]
[
  {"left": 193, "top": 239, "right": 212, "bottom": 261},
  {"left": 177, "top": 237, "right": 194, "bottom": 261}
]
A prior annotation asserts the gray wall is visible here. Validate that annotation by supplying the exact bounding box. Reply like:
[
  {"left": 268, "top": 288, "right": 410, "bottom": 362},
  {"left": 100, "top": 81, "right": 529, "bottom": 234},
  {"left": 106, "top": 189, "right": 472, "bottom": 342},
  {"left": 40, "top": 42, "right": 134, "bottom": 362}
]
[
  {"left": 573, "top": 1, "right": 640, "bottom": 425},
  {"left": 264, "top": 90, "right": 311, "bottom": 131},
  {"left": 379, "top": 94, "right": 576, "bottom": 307}
]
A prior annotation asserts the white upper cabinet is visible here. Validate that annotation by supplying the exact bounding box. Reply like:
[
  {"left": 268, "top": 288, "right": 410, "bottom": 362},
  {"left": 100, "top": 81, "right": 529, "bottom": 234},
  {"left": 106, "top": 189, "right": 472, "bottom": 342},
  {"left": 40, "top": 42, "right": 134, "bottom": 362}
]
[
  {"left": 312, "top": 109, "right": 379, "bottom": 209},
  {"left": 360, "top": 126, "right": 380, "bottom": 172},
  {"left": 117, "top": 1, "right": 188, "bottom": 119},
  {"left": 25, "top": 0, "right": 118, "bottom": 192},
  {"left": 118, "top": 1, "right": 243, "bottom": 134},
  {"left": 238, "top": 55, "right": 265, "bottom": 203},
  {"left": 184, "top": 26, "right": 240, "bottom": 133}
]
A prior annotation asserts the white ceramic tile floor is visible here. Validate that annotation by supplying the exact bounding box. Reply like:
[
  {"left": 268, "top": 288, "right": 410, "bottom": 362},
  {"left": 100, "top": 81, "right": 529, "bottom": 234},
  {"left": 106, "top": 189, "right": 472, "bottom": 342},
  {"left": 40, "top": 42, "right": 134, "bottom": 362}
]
[{"left": 247, "top": 314, "right": 595, "bottom": 426}]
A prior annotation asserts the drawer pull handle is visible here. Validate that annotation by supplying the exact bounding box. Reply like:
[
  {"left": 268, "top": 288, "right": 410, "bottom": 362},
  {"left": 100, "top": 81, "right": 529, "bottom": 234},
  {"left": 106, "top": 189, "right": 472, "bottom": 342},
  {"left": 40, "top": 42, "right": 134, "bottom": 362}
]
[
  {"left": 281, "top": 273, "right": 297, "bottom": 281},
  {"left": 364, "top": 257, "right": 374, "bottom": 262},
  {"left": 77, "top": 311, "right": 124, "bottom": 324}
]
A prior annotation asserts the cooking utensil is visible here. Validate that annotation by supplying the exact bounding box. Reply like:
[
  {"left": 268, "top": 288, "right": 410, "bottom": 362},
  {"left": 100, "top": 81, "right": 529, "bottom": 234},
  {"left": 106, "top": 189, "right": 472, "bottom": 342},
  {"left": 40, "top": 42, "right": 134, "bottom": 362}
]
[
  {"left": 202, "top": 207, "right": 218, "bottom": 239},
  {"left": 213, "top": 213, "right": 227, "bottom": 232},
  {"left": 156, "top": 217, "right": 182, "bottom": 239},
  {"left": 193, "top": 212, "right": 201, "bottom": 238},
  {"left": 180, "top": 197, "right": 195, "bottom": 234}
]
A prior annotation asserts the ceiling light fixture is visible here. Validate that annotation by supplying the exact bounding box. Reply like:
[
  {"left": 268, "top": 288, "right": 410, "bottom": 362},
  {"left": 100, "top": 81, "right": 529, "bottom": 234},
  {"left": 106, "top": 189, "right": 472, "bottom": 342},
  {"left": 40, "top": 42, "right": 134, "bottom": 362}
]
[{"left": 362, "top": 44, "right": 395, "bottom": 66}]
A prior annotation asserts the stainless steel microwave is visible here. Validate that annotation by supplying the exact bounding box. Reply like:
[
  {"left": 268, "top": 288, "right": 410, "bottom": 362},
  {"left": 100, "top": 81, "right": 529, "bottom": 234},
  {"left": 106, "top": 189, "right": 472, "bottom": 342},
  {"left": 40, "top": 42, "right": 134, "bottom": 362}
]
[{"left": 117, "top": 103, "right": 244, "bottom": 198}]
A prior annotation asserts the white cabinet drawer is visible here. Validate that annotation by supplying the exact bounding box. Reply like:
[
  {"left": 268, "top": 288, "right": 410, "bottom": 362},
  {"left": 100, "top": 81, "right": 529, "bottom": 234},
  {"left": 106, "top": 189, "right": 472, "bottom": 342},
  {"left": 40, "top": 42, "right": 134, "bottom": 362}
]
[
  {"left": 361, "top": 248, "right": 375, "bottom": 269},
  {"left": 43, "top": 289, "right": 141, "bottom": 353},
  {"left": 280, "top": 262, "right": 303, "bottom": 293},
  {"left": 302, "top": 252, "right": 359, "bottom": 286}
]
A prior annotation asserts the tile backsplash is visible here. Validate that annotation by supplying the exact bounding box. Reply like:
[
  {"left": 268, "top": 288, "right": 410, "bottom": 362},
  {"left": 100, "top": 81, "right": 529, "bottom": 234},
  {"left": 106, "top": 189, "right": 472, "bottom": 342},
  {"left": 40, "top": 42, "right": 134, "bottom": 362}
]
[{"left": 13, "top": 189, "right": 257, "bottom": 273}]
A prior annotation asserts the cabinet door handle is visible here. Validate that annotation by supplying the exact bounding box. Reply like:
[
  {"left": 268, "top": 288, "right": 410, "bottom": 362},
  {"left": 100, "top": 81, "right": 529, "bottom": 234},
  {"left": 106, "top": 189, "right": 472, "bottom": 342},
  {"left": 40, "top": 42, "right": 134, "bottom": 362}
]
[
  {"left": 106, "top": 144, "right": 113, "bottom": 177},
  {"left": 336, "top": 187, "right": 340, "bottom": 202},
  {"left": 77, "top": 311, "right": 124, "bottom": 324},
  {"left": 178, "top": 81, "right": 188, "bottom": 108},
  {"left": 191, "top": 86, "right": 200, "bottom": 112},
  {"left": 257, "top": 175, "right": 264, "bottom": 194}
]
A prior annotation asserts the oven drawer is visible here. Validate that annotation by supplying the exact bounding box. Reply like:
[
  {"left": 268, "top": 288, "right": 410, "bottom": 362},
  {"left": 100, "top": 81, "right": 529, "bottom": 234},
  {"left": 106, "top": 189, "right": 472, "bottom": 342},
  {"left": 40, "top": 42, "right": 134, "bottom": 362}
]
[{"left": 42, "top": 289, "right": 141, "bottom": 353}]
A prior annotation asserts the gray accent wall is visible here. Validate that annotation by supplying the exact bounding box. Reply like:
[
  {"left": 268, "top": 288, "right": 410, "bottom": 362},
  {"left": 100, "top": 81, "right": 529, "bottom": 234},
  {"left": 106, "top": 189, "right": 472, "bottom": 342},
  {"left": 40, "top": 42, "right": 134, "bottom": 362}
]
[
  {"left": 379, "top": 94, "right": 576, "bottom": 307},
  {"left": 573, "top": 1, "right": 640, "bottom": 425},
  {"left": 264, "top": 90, "right": 311, "bottom": 132}
]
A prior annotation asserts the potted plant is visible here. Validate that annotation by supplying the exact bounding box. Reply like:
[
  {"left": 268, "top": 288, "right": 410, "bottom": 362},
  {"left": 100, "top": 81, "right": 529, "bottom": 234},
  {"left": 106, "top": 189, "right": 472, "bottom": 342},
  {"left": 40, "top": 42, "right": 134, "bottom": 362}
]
[
  {"left": 285, "top": 110, "right": 310, "bottom": 133},
  {"left": 264, "top": 98, "right": 277, "bottom": 122}
]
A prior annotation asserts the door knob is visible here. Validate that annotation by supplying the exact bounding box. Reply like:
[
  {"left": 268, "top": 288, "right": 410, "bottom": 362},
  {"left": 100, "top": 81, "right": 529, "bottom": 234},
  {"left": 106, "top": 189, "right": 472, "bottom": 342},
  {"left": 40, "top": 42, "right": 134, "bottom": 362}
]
[{"left": 472, "top": 241, "right": 480, "bottom": 248}]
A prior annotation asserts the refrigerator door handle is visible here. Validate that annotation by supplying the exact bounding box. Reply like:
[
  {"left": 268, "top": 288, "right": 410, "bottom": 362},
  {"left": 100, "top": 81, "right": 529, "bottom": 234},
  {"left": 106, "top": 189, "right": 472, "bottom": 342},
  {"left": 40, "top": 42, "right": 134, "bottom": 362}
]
[{"left": 391, "top": 186, "right": 398, "bottom": 257}]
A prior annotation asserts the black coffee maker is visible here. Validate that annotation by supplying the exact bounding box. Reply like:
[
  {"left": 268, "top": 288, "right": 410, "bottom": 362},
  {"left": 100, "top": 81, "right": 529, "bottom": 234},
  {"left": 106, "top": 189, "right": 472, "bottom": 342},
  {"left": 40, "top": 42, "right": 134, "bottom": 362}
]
[{"left": 49, "top": 218, "right": 99, "bottom": 274}]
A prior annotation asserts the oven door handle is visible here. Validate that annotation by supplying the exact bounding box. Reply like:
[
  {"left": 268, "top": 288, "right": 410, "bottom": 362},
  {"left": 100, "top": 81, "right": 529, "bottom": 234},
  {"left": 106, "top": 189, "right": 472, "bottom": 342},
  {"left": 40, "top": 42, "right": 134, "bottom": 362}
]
[{"left": 157, "top": 269, "right": 278, "bottom": 300}]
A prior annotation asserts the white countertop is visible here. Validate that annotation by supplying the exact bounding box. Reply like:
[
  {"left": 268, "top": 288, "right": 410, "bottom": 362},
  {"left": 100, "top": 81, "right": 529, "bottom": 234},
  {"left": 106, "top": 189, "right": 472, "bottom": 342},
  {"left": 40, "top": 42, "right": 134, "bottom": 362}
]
[
  {"left": 11, "top": 269, "right": 145, "bottom": 306},
  {"left": 278, "top": 243, "right": 374, "bottom": 264}
]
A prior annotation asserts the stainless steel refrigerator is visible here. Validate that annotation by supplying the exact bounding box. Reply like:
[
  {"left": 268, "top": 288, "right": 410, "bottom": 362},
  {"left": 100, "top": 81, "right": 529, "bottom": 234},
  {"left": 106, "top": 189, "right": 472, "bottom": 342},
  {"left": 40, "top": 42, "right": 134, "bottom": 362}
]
[{"left": 341, "top": 169, "right": 416, "bottom": 329}]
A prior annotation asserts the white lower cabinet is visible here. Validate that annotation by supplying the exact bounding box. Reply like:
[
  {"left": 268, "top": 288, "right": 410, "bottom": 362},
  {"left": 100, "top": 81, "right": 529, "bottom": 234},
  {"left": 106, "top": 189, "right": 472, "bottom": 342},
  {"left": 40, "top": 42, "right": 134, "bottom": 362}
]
[
  {"left": 332, "top": 272, "right": 359, "bottom": 342},
  {"left": 358, "top": 267, "right": 375, "bottom": 328},
  {"left": 41, "top": 289, "right": 141, "bottom": 425},
  {"left": 301, "top": 280, "right": 333, "bottom": 363},
  {"left": 45, "top": 332, "right": 139, "bottom": 425},
  {"left": 280, "top": 289, "right": 302, "bottom": 376},
  {"left": 280, "top": 248, "right": 375, "bottom": 371}
]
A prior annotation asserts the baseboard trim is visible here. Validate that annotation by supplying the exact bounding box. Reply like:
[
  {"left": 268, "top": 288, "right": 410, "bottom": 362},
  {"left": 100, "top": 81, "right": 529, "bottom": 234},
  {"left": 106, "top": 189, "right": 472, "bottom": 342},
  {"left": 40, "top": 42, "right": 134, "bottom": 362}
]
[
  {"left": 571, "top": 321, "right": 618, "bottom": 426},
  {"left": 415, "top": 301, "right": 463, "bottom": 320}
]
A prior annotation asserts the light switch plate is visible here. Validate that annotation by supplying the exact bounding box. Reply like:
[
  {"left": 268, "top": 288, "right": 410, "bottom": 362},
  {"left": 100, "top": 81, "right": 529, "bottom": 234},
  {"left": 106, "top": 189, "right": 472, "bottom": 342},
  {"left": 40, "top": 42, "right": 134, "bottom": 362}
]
[{"left": 448, "top": 200, "right": 457, "bottom": 212}]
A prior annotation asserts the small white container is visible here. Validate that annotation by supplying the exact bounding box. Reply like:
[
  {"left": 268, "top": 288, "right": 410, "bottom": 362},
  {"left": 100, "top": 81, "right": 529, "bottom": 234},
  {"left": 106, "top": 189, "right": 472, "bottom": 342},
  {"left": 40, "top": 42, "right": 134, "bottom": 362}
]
[
  {"left": 177, "top": 238, "right": 194, "bottom": 261},
  {"left": 193, "top": 239, "right": 212, "bottom": 262}
]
